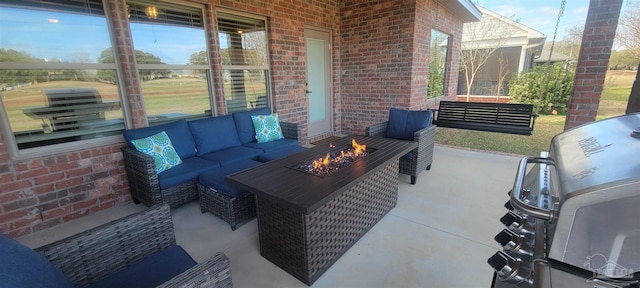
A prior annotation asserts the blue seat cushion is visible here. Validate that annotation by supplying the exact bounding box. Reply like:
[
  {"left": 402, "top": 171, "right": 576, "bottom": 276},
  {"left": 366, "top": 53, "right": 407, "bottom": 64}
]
[
  {"left": 0, "top": 234, "right": 73, "bottom": 288},
  {"left": 199, "top": 160, "right": 263, "bottom": 197},
  {"left": 198, "top": 146, "right": 264, "bottom": 166},
  {"left": 232, "top": 107, "right": 272, "bottom": 144},
  {"left": 188, "top": 115, "right": 242, "bottom": 156},
  {"left": 89, "top": 245, "right": 196, "bottom": 288},
  {"left": 257, "top": 145, "right": 307, "bottom": 162},
  {"left": 242, "top": 138, "right": 300, "bottom": 153},
  {"left": 385, "top": 108, "right": 433, "bottom": 141},
  {"left": 158, "top": 157, "right": 220, "bottom": 190},
  {"left": 123, "top": 119, "right": 197, "bottom": 159}
]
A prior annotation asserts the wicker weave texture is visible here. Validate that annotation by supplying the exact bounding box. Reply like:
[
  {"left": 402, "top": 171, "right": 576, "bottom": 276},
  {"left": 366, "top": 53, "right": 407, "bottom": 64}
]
[
  {"left": 122, "top": 146, "right": 198, "bottom": 208},
  {"left": 256, "top": 160, "right": 399, "bottom": 285},
  {"left": 198, "top": 183, "right": 257, "bottom": 230},
  {"left": 365, "top": 122, "right": 436, "bottom": 184},
  {"left": 34, "top": 204, "right": 232, "bottom": 288},
  {"left": 157, "top": 252, "right": 233, "bottom": 288},
  {"left": 280, "top": 121, "right": 300, "bottom": 140}
]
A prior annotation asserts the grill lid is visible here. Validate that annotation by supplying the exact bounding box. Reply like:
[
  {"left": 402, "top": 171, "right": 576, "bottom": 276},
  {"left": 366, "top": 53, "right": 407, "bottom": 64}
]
[
  {"left": 549, "top": 113, "right": 640, "bottom": 198},
  {"left": 546, "top": 113, "right": 640, "bottom": 277}
]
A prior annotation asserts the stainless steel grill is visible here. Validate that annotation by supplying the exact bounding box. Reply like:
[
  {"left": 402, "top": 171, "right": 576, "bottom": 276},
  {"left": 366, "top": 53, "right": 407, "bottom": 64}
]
[{"left": 489, "top": 113, "right": 640, "bottom": 288}]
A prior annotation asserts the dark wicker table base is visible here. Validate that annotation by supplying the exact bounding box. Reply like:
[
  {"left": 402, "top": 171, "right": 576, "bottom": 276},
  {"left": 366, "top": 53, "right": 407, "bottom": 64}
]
[{"left": 256, "top": 160, "right": 399, "bottom": 285}]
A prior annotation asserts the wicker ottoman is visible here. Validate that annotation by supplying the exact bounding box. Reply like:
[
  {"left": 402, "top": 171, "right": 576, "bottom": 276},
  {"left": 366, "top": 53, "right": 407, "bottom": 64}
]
[{"left": 197, "top": 160, "right": 261, "bottom": 230}]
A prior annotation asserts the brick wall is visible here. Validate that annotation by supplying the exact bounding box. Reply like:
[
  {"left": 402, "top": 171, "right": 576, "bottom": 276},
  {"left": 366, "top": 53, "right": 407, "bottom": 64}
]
[
  {"left": 565, "top": 0, "right": 623, "bottom": 130},
  {"left": 0, "top": 0, "right": 465, "bottom": 238},
  {"left": 0, "top": 0, "right": 341, "bottom": 238},
  {"left": 341, "top": 0, "right": 464, "bottom": 135}
]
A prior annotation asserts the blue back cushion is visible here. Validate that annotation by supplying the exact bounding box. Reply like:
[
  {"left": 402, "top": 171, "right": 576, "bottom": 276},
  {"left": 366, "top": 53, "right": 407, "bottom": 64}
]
[
  {"left": 385, "top": 108, "right": 433, "bottom": 141},
  {"left": 0, "top": 234, "right": 73, "bottom": 288},
  {"left": 232, "top": 107, "right": 272, "bottom": 144},
  {"left": 123, "top": 119, "right": 196, "bottom": 159},
  {"left": 188, "top": 115, "right": 241, "bottom": 156}
]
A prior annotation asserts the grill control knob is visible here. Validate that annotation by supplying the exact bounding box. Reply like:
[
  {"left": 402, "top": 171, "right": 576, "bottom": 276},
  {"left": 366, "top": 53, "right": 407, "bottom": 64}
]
[
  {"left": 494, "top": 229, "right": 533, "bottom": 256},
  {"left": 487, "top": 251, "right": 532, "bottom": 285},
  {"left": 500, "top": 211, "right": 533, "bottom": 234}
]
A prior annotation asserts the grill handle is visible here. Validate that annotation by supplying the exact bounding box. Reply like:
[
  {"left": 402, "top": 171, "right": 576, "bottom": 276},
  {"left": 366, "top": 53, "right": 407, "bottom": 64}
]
[{"left": 511, "top": 157, "right": 555, "bottom": 221}]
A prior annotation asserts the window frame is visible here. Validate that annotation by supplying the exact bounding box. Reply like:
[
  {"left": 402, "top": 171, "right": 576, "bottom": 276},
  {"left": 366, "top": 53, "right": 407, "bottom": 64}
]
[
  {"left": 0, "top": 0, "right": 127, "bottom": 159},
  {"left": 428, "top": 29, "right": 451, "bottom": 99},
  {"left": 128, "top": 0, "right": 216, "bottom": 123},
  {"left": 216, "top": 9, "right": 272, "bottom": 113}
]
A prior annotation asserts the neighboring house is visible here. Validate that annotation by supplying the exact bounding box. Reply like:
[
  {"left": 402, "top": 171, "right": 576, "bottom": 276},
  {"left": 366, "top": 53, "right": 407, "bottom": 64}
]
[
  {"left": 459, "top": 6, "right": 546, "bottom": 97},
  {"left": 534, "top": 42, "right": 576, "bottom": 69}
]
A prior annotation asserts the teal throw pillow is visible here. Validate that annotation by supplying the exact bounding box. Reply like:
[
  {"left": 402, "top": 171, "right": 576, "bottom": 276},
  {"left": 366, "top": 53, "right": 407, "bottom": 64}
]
[
  {"left": 131, "top": 131, "right": 183, "bottom": 174},
  {"left": 251, "top": 113, "right": 284, "bottom": 143}
]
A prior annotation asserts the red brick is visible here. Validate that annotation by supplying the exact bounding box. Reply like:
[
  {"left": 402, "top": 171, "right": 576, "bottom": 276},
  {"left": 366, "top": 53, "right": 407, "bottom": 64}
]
[
  {"left": 34, "top": 172, "right": 65, "bottom": 185},
  {"left": 0, "top": 180, "right": 31, "bottom": 192},
  {"left": 41, "top": 206, "right": 72, "bottom": 221}
]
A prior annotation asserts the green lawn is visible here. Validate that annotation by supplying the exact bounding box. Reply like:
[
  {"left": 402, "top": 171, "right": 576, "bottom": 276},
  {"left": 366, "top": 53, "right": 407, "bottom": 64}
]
[{"left": 435, "top": 70, "right": 635, "bottom": 156}]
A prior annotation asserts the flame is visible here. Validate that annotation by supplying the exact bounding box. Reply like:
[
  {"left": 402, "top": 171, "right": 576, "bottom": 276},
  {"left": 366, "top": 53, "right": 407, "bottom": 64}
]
[
  {"left": 313, "top": 153, "right": 331, "bottom": 169},
  {"left": 352, "top": 139, "right": 366, "bottom": 155},
  {"left": 310, "top": 139, "right": 367, "bottom": 172}
]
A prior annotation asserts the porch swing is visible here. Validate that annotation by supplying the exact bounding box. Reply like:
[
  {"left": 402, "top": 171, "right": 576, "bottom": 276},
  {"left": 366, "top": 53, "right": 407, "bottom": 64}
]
[{"left": 433, "top": 0, "right": 566, "bottom": 135}]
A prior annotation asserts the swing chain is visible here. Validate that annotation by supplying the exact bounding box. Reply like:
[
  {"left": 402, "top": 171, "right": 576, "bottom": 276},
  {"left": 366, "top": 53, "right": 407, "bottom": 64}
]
[{"left": 537, "top": 0, "right": 566, "bottom": 114}]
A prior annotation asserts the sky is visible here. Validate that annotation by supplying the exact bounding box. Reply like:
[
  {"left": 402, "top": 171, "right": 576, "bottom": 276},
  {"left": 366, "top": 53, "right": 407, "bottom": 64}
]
[{"left": 475, "top": 0, "right": 591, "bottom": 41}]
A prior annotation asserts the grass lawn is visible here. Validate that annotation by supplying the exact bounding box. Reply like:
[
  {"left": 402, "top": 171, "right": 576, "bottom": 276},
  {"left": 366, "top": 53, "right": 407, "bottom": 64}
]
[{"left": 435, "top": 70, "right": 636, "bottom": 156}]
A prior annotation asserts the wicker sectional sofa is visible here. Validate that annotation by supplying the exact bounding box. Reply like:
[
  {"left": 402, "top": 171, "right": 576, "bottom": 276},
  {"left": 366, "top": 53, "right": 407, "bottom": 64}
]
[{"left": 121, "top": 108, "right": 303, "bottom": 228}]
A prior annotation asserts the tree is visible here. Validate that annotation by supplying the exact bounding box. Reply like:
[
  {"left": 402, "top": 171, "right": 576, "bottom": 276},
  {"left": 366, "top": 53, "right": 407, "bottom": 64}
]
[
  {"left": 189, "top": 51, "right": 208, "bottom": 65},
  {"left": 460, "top": 8, "right": 519, "bottom": 101},
  {"left": 616, "top": 0, "right": 640, "bottom": 58},
  {"left": 609, "top": 49, "right": 640, "bottom": 70},
  {"left": 553, "top": 26, "right": 583, "bottom": 59},
  {"left": 509, "top": 64, "right": 574, "bottom": 115}
]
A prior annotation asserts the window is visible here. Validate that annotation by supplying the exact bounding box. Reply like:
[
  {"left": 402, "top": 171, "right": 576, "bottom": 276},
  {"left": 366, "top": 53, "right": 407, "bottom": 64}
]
[
  {"left": 428, "top": 30, "right": 450, "bottom": 99},
  {"left": 0, "top": 0, "right": 124, "bottom": 151},
  {"left": 217, "top": 11, "right": 270, "bottom": 113},
  {"left": 128, "top": 1, "right": 212, "bottom": 124}
]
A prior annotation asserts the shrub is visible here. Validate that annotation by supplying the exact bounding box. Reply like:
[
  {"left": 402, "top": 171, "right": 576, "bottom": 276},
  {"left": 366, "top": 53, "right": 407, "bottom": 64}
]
[{"left": 509, "top": 64, "right": 574, "bottom": 115}]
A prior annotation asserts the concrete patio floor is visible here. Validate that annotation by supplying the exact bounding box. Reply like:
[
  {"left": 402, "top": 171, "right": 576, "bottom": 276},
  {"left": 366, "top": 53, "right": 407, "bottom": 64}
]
[{"left": 18, "top": 145, "right": 522, "bottom": 288}]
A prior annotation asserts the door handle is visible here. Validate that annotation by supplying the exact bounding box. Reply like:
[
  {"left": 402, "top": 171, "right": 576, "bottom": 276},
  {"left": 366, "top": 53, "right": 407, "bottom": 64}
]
[{"left": 306, "top": 90, "right": 312, "bottom": 94}]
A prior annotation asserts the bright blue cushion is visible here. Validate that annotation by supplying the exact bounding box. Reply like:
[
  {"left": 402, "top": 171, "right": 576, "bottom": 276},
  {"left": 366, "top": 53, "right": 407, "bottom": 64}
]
[
  {"left": 0, "top": 234, "right": 73, "bottom": 288},
  {"left": 130, "top": 131, "right": 183, "bottom": 174},
  {"left": 123, "top": 119, "right": 197, "bottom": 159},
  {"left": 89, "top": 245, "right": 196, "bottom": 288},
  {"left": 188, "top": 115, "right": 241, "bottom": 156},
  {"left": 257, "top": 145, "right": 307, "bottom": 162},
  {"left": 251, "top": 113, "right": 284, "bottom": 143},
  {"left": 198, "top": 146, "right": 264, "bottom": 166},
  {"left": 242, "top": 138, "right": 300, "bottom": 153},
  {"left": 199, "top": 160, "right": 263, "bottom": 197},
  {"left": 232, "top": 107, "right": 272, "bottom": 144},
  {"left": 157, "top": 157, "right": 220, "bottom": 190},
  {"left": 385, "top": 108, "right": 433, "bottom": 141}
]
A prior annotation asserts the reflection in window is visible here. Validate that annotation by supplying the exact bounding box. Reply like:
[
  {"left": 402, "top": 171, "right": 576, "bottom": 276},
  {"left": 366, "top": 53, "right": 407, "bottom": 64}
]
[
  {"left": 0, "top": 1, "right": 124, "bottom": 150},
  {"left": 428, "top": 30, "right": 450, "bottom": 98},
  {"left": 128, "top": 1, "right": 212, "bottom": 123},
  {"left": 218, "top": 12, "right": 270, "bottom": 113}
]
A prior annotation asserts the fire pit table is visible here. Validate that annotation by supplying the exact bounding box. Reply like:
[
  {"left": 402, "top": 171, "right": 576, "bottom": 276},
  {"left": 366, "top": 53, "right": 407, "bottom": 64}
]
[{"left": 226, "top": 135, "right": 417, "bottom": 285}]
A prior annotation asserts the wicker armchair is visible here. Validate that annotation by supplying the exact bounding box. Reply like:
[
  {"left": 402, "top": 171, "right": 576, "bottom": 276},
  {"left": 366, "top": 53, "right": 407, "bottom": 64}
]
[
  {"left": 121, "top": 146, "right": 199, "bottom": 208},
  {"left": 365, "top": 121, "right": 436, "bottom": 185},
  {"left": 31, "top": 204, "right": 232, "bottom": 287}
]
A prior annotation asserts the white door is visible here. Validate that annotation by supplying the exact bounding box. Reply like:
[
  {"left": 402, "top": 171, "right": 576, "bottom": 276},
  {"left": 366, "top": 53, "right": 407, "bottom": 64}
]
[{"left": 305, "top": 28, "right": 332, "bottom": 138}]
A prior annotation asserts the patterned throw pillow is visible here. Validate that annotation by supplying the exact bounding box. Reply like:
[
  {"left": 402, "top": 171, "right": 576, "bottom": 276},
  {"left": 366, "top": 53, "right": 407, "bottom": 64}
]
[
  {"left": 131, "top": 131, "right": 183, "bottom": 174},
  {"left": 251, "top": 113, "right": 284, "bottom": 143}
]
